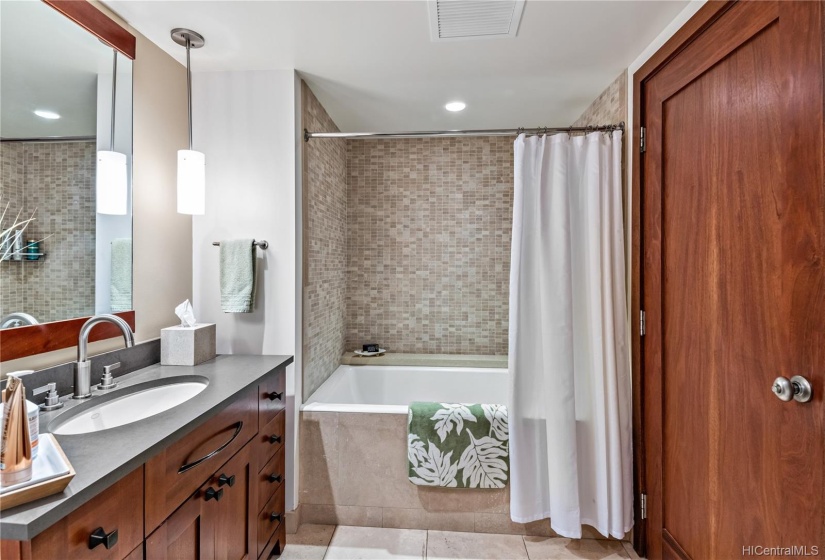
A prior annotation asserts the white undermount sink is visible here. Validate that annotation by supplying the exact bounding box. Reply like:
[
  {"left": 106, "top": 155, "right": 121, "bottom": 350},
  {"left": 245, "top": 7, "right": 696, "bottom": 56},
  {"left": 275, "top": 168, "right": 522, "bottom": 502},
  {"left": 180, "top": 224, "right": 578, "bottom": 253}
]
[{"left": 50, "top": 377, "right": 209, "bottom": 435}]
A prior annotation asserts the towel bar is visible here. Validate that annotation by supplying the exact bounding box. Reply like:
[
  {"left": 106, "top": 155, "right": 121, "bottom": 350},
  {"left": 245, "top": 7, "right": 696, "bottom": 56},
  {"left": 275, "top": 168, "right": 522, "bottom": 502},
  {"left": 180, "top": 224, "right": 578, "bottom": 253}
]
[{"left": 212, "top": 240, "right": 269, "bottom": 250}]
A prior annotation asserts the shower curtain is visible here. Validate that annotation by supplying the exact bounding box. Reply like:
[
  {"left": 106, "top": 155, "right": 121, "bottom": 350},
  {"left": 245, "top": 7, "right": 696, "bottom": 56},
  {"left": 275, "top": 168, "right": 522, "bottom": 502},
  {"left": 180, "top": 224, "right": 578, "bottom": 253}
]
[{"left": 508, "top": 130, "right": 632, "bottom": 539}]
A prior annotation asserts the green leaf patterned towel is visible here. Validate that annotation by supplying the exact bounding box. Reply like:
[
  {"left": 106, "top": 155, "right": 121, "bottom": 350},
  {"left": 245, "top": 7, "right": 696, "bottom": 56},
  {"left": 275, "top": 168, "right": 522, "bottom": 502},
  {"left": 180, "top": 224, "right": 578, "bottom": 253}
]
[{"left": 407, "top": 402, "right": 509, "bottom": 489}]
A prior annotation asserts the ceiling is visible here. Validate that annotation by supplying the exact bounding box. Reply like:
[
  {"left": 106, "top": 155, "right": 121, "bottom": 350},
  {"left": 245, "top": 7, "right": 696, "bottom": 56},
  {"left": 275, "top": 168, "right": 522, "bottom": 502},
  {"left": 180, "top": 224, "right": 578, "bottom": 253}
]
[
  {"left": 0, "top": 0, "right": 129, "bottom": 138},
  {"left": 106, "top": 0, "right": 689, "bottom": 132}
]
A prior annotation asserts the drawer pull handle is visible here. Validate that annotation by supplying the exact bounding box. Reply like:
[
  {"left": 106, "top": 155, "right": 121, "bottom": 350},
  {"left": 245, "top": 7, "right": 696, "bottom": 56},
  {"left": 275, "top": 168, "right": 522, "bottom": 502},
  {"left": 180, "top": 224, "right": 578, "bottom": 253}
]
[
  {"left": 89, "top": 527, "right": 118, "bottom": 550},
  {"left": 267, "top": 391, "right": 283, "bottom": 401},
  {"left": 218, "top": 473, "right": 236, "bottom": 487},
  {"left": 268, "top": 434, "right": 282, "bottom": 444},
  {"left": 269, "top": 512, "right": 282, "bottom": 523},
  {"left": 205, "top": 487, "right": 224, "bottom": 502},
  {"left": 268, "top": 473, "right": 282, "bottom": 483},
  {"left": 178, "top": 421, "right": 244, "bottom": 474}
]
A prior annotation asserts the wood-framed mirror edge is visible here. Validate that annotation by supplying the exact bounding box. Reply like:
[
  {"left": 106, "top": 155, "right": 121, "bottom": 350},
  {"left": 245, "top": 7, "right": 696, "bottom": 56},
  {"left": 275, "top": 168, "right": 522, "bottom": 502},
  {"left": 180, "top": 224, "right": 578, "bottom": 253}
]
[
  {"left": 1, "top": 0, "right": 138, "bottom": 364},
  {"left": 43, "top": 0, "right": 136, "bottom": 60}
]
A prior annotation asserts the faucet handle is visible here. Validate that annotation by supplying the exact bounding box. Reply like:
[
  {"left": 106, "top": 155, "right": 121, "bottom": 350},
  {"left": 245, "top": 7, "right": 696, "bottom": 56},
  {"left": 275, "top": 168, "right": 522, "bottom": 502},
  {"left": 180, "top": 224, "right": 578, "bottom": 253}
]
[
  {"left": 34, "top": 382, "right": 64, "bottom": 411},
  {"left": 104, "top": 362, "right": 121, "bottom": 375}
]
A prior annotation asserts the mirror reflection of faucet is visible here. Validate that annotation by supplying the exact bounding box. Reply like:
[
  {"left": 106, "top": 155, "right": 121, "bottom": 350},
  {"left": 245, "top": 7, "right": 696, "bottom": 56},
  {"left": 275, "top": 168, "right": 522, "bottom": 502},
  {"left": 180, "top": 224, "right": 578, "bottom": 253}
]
[
  {"left": 1, "top": 312, "right": 39, "bottom": 329},
  {"left": 73, "top": 315, "right": 134, "bottom": 400}
]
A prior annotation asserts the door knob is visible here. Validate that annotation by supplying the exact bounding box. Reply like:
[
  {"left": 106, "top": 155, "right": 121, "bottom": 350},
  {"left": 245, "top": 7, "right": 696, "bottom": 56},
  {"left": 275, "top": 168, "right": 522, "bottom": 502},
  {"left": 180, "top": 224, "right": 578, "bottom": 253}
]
[{"left": 772, "top": 376, "right": 813, "bottom": 403}]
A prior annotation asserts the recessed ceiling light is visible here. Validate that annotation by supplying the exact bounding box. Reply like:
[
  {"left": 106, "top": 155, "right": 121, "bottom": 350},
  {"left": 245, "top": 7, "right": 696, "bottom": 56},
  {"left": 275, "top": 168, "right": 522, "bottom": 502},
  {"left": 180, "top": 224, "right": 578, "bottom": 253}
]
[
  {"left": 445, "top": 101, "right": 466, "bottom": 112},
  {"left": 34, "top": 110, "right": 60, "bottom": 120}
]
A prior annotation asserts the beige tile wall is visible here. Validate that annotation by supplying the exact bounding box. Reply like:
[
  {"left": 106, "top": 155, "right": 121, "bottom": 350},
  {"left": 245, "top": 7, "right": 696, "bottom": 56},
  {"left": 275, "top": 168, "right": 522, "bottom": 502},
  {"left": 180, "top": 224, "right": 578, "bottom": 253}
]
[
  {"left": 346, "top": 137, "right": 514, "bottom": 355},
  {"left": 0, "top": 141, "right": 96, "bottom": 324},
  {"left": 302, "top": 83, "right": 348, "bottom": 400}
]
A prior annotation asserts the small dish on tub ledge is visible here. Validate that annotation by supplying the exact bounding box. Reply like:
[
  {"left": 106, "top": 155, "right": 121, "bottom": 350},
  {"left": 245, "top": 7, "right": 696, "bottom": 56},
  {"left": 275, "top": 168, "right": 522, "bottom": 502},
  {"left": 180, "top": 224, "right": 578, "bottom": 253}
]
[{"left": 353, "top": 349, "right": 386, "bottom": 357}]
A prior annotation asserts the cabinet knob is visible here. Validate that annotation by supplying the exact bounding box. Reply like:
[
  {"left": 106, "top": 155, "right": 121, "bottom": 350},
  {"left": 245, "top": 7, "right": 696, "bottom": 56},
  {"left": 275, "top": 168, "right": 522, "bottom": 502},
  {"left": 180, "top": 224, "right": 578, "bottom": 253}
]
[
  {"left": 89, "top": 527, "right": 118, "bottom": 550},
  {"left": 269, "top": 512, "right": 282, "bottom": 523},
  {"left": 204, "top": 487, "right": 224, "bottom": 502},
  {"left": 268, "top": 434, "right": 282, "bottom": 444},
  {"left": 268, "top": 473, "right": 282, "bottom": 484},
  {"left": 267, "top": 391, "right": 283, "bottom": 401},
  {"left": 218, "top": 473, "right": 235, "bottom": 487}
]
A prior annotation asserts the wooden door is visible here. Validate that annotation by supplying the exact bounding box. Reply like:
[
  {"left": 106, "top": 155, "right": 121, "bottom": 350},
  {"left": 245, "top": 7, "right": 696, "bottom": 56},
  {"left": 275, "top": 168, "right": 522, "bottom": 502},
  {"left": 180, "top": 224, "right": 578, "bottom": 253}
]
[
  {"left": 145, "top": 481, "right": 215, "bottom": 559},
  {"left": 213, "top": 444, "right": 256, "bottom": 560},
  {"left": 640, "top": 1, "right": 824, "bottom": 559}
]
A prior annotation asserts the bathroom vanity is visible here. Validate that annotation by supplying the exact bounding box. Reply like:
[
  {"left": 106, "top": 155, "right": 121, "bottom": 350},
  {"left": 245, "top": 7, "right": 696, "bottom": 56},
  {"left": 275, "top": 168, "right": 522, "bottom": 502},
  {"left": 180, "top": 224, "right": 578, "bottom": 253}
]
[{"left": 0, "top": 354, "right": 291, "bottom": 560}]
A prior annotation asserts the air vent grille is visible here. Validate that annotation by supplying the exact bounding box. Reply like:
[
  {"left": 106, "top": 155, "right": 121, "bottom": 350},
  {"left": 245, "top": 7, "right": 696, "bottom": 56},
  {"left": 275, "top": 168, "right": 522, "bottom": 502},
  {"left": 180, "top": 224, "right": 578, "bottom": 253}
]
[{"left": 429, "top": 0, "right": 526, "bottom": 42}]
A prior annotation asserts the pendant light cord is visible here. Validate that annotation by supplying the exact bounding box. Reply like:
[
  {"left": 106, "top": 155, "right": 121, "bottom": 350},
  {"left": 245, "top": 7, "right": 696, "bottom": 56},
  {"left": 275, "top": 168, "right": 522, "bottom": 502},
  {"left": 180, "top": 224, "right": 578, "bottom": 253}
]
[
  {"left": 186, "top": 38, "right": 193, "bottom": 150},
  {"left": 110, "top": 50, "right": 117, "bottom": 152}
]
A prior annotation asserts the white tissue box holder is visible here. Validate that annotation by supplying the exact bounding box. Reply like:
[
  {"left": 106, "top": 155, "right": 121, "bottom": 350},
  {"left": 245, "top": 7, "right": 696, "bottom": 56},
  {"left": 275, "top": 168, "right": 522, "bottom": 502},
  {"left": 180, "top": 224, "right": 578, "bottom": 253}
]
[{"left": 161, "top": 324, "right": 216, "bottom": 366}]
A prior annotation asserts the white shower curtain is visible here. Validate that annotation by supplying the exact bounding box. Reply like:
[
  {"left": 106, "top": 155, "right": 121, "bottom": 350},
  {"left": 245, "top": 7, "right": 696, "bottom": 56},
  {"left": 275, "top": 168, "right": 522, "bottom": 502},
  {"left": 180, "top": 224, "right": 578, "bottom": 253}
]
[{"left": 508, "top": 130, "right": 632, "bottom": 539}]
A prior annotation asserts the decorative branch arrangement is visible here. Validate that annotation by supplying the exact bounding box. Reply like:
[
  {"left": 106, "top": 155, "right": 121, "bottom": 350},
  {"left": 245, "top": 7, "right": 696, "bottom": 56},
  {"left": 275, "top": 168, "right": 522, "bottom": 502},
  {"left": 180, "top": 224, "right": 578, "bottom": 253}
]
[{"left": 0, "top": 197, "right": 52, "bottom": 261}]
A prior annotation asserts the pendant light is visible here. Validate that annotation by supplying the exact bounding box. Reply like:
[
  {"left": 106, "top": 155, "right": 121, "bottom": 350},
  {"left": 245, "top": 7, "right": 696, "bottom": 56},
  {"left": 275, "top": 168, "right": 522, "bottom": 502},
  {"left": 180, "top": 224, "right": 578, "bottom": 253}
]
[
  {"left": 96, "top": 49, "right": 128, "bottom": 215},
  {"left": 172, "top": 28, "right": 206, "bottom": 215}
]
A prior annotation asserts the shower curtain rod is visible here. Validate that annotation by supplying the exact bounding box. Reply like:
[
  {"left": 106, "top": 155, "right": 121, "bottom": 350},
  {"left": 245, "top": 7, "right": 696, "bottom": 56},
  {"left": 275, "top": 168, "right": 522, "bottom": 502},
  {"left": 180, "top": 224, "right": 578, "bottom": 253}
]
[{"left": 304, "top": 122, "right": 624, "bottom": 141}]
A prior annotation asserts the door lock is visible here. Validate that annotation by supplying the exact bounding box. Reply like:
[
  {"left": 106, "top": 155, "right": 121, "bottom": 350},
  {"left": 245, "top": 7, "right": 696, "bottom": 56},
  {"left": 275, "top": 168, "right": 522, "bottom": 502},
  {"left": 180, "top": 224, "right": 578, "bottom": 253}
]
[{"left": 772, "top": 376, "right": 813, "bottom": 403}]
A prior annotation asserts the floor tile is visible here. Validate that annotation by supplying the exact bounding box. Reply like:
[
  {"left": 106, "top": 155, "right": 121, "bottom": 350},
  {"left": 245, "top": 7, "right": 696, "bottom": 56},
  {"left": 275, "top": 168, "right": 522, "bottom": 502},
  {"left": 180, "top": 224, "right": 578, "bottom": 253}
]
[
  {"left": 621, "top": 541, "right": 642, "bottom": 559},
  {"left": 324, "top": 526, "right": 427, "bottom": 560},
  {"left": 523, "top": 536, "right": 630, "bottom": 560},
  {"left": 426, "top": 530, "right": 528, "bottom": 560},
  {"left": 279, "top": 524, "right": 335, "bottom": 560}
]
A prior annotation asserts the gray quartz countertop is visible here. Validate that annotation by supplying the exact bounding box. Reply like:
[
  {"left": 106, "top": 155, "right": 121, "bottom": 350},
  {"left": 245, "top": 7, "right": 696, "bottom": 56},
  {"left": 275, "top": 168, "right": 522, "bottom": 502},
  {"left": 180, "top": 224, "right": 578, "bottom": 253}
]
[{"left": 0, "top": 354, "right": 293, "bottom": 541}]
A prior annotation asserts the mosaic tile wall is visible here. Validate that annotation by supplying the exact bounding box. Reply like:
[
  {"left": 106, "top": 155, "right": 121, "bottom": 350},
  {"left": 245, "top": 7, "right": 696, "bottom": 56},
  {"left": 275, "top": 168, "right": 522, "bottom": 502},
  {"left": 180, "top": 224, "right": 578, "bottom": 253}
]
[
  {"left": 346, "top": 137, "right": 514, "bottom": 355},
  {"left": 0, "top": 141, "right": 96, "bottom": 324},
  {"left": 302, "top": 84, "right": 348, "bottom": 400}
]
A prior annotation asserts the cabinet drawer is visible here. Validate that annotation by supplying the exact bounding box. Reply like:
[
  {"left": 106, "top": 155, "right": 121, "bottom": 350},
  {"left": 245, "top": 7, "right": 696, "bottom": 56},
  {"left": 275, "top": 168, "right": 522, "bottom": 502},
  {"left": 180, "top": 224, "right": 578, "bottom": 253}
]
[
  {"left": 255, "top": 410, "right": 285, "bottom": 470},
  {"left": 144, "top": 386, "right": 257, "bottom": 534},
  {"left": 30, "top": 466, "right": 144, "bottom": 560},
  {"left": 259, "top": 370, "right": 286, "bottom": 429},
  {"left": 256, "top": 445, "right": 285, "bottom": 512},
  {"left": 256, "top": 484, "right": 285, "bottom": 559}
]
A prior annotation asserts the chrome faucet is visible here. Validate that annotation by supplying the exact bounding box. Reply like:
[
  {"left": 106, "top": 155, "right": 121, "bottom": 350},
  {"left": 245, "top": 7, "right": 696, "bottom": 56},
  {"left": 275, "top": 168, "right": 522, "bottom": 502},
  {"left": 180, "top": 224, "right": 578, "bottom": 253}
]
[{"left": 73, "top": 314, "right": 135, "bottom": 399}]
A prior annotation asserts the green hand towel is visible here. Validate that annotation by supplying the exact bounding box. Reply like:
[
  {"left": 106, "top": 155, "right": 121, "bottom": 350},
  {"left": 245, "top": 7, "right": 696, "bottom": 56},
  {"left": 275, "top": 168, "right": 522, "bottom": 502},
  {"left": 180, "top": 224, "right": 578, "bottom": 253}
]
[
  {"left": 220, "top": 239, "right": 256, "bottom": 313},
  {"left": 110, "top": 238, "right": 132, "bottom": 312},
  {"left": 408, "top": 402, "right": 509, "bottom": 489}
]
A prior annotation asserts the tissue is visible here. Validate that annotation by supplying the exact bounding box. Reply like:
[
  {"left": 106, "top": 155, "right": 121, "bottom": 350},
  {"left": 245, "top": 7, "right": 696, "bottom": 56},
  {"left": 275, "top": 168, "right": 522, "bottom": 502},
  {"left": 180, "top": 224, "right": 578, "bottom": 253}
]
[{"left": 175, "top": 299, "right": 197, "bottom": 327}]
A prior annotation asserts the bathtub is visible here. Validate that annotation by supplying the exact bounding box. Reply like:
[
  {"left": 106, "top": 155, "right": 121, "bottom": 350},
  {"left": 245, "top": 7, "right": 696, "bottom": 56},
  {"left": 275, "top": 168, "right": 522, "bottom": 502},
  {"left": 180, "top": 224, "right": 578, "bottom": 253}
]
[
  {"left": 297, "top": 363, "right": 539, "bottom": 535},
  {"left": 302, "top": 364, "right": 509, "bottom": 414}
]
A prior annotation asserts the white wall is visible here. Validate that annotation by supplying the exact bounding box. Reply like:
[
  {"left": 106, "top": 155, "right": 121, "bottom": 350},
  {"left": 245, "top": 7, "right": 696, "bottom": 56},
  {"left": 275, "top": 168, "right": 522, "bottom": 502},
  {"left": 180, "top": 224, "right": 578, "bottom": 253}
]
[{"left": 192, "top": 69, "right": 303, "bottom": 510}]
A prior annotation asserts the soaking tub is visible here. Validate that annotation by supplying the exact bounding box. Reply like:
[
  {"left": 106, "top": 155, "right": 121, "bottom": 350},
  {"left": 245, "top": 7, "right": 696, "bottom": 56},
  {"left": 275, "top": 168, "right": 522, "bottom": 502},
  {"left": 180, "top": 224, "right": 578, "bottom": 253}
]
[
  {"left": 297, "top": 363, "right": 539, "bottom": 535},
  {"left": 301, "top": 364, "right": 509, "bottom": 414}
]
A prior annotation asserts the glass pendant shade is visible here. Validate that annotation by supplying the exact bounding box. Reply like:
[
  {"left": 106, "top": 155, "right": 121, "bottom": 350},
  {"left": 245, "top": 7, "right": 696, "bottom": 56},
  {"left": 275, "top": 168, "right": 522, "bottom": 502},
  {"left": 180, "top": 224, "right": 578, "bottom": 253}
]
[
  {"left": 177, "top": 149, "right": 205, "bottom": 215},
  {"left": 96, "top": 150, "right": 128, "bottom": 215}
]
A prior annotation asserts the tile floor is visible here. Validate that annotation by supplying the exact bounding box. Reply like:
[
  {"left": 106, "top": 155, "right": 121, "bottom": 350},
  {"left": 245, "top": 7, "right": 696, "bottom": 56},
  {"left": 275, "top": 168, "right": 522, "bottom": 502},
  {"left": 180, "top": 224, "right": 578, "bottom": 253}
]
[{"left": 281, "top": 525, "right": 643, "bottom": 560}]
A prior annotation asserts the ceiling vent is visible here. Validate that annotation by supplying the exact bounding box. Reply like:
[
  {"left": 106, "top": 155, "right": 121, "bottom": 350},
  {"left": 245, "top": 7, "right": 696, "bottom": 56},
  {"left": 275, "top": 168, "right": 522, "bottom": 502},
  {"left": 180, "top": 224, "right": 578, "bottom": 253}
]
[{"left": 428, "top": 0, "right": 526, "bottom": 42}]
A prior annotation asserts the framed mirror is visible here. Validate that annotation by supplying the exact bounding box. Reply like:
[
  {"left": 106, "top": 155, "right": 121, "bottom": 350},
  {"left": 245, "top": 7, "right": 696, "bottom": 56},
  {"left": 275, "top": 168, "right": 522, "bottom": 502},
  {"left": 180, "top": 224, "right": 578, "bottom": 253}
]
[{"left": 0, "top": 0, "right": 136, "bottom": 361}]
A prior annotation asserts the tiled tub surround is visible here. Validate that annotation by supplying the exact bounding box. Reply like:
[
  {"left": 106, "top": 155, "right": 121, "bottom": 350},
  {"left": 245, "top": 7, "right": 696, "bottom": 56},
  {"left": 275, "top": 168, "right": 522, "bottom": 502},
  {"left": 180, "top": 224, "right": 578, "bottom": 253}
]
[
  {"left": 302, "top": 82, "right": 348, "bottom": 401},
  {"left": 346, "top": 137, "right": 514, "bottom": 356},
  {"left": 0, "top": 141, "right": 97, "bottom": 323}
]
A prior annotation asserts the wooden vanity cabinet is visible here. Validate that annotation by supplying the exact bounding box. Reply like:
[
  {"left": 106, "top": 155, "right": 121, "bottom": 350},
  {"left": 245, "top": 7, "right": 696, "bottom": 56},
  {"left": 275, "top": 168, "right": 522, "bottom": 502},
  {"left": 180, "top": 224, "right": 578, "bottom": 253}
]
[
  {"left": 146, "top": 444, "right": 255, "bottom": 560},
  {"left": 1, "top": 366, "right": 288, "bottom": 560}
]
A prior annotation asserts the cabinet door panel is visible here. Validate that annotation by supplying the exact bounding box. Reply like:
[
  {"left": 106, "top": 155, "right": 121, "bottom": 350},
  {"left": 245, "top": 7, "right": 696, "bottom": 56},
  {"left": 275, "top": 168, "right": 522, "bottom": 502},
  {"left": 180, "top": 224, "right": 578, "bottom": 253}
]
[
  {"left": 212, "top": 443, "right": 255, "bottom": 560},
  {"left": 145, "top": 481, "right": 215, "bottom": 560},
  {"left": 29, "top": 466, "right": 144, "bottom": 560}
]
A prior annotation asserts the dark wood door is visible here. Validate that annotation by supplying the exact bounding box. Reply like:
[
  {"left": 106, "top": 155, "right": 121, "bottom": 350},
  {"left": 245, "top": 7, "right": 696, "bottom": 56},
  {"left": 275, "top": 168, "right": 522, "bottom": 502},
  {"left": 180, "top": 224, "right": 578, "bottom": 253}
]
[
  {"left": 213, "top": 444, "right": 256, "bottom": 560},
  {"left": 641, "top": 1, "right": 824, "bottom": 559},
  {"left": 145, "top": 480, "right": 215, "bottom": 560}
]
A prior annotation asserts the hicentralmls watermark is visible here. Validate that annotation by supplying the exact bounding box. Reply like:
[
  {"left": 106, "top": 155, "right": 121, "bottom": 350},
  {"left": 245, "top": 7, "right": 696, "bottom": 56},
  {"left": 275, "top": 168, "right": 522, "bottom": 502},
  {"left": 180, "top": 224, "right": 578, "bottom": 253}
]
[{"left": 743, "top": 546, "right": 819, "bottom": 556}]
